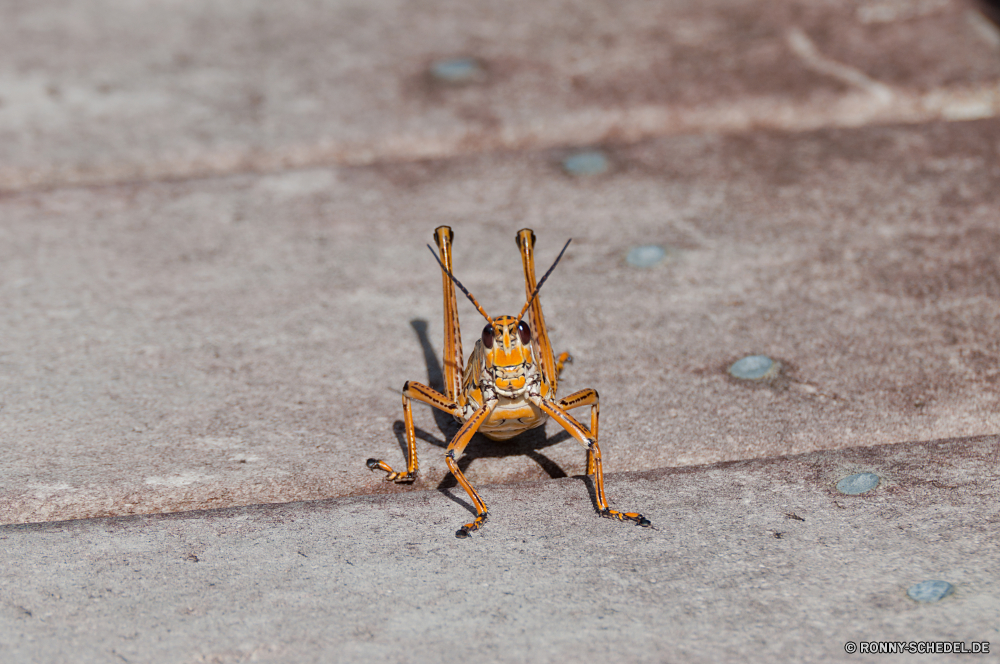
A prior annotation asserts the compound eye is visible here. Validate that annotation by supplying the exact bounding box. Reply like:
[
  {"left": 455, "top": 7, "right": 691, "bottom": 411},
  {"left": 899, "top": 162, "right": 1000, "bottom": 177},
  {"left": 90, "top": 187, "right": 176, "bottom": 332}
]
[
  {"left": 482, "top": 324, "right": 495, "bottom": 349},
  {"left": 517, "top": 320, "right": 531, "bottom": 345}
]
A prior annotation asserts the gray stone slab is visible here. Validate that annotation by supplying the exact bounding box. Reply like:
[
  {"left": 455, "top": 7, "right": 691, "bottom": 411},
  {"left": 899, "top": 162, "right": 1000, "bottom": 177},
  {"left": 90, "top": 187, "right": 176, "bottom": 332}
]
[
  {"left": 2, "top": 0, "right": 999, "bottom": 191},
  {"left": 2, "top": 118, "right": 1000, "bottom": 524},
  {"left": 1, "top": 436, "right": 997, "bottom": 663}
]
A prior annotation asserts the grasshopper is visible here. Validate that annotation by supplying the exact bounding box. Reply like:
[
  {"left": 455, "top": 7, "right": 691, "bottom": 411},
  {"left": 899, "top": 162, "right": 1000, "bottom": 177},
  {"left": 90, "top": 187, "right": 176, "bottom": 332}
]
[{"left": 368, "top": 227, "right": 650, "bottom": 538}]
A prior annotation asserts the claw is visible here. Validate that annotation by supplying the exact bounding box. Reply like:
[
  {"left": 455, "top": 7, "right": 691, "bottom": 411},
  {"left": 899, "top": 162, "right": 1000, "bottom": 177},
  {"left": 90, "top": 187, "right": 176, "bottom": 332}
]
[
  {"left": 455, "top": 513, "right": 488, "bottom": 539},
  {"left": 601, "top": 507, "right": 651, "bottom": 527},
  {"left": 388, "top": 472, "right": 417, "bottom": 484},
  {"left": 366, "top": 458, "right": 393, "bottom": 475},
  {"left": 366, "top": 458, "right": 417, "bottom": 483}
]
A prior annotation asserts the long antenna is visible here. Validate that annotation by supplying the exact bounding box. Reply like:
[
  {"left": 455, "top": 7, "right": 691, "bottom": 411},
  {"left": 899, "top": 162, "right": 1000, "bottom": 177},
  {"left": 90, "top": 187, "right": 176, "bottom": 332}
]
[
  {"left": 517, "top": 238, "right": 572, "bottom": 322},
  {"left": 426, "top": 245, "right": 492, "bottom": 323}
]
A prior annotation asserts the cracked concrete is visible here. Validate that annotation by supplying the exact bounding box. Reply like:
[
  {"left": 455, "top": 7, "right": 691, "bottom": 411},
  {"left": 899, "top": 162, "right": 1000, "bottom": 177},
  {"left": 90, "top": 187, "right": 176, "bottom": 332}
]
[{"left": 1, "top": 436, "right": 997, "bottom": 663}]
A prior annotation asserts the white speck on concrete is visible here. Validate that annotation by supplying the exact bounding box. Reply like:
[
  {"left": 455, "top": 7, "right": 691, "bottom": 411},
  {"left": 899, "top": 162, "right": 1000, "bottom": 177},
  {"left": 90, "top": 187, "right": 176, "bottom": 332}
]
[{"left": 145, "top": 471, "right": 214, "bottom": 487}]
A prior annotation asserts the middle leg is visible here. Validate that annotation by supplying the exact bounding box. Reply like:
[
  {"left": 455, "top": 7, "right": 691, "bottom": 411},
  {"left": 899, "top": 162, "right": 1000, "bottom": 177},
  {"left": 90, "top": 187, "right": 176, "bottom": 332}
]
[
  {"left": 367, "top": 380, "right": 462, "bottom": 483},
  {"left": 558, "top": 388, "right": 599, "bottom": 475},
  {"left": 531, "top": 394, "right": 650, "bottom": 528}
]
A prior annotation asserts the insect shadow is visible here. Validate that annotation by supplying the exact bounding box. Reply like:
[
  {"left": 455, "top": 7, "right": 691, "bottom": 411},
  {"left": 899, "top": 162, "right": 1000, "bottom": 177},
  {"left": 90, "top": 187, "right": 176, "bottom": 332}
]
[{"left": 398, "top": 319, "right": 575, "bottom": 507}]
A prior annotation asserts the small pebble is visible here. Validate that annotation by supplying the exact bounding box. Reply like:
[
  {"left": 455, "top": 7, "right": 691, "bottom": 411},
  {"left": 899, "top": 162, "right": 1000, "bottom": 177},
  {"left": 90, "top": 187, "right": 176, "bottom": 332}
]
[
  {"left": 429, "top": 58, "right": 484, "bottom": 84},
  {"left": 562, "top": 150, "right": 609, "bottom": 176},
  {"left": 836, "top": 472, "right": 880, "bottom": 495},
  {"left": 907, "top": 580, "right": 954, "bottom": 603},
  {"left": 626, "top": 245, "right": 667, "bottom": 268},
  {"left": 728, "top": 355, "right": 778, "bottom": 380}
]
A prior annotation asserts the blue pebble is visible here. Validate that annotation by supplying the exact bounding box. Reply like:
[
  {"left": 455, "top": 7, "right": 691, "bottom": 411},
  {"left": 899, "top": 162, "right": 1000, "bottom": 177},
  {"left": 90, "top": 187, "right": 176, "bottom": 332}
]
[
  {"left": 430, "top": 58, "right": 482, "bottom": 83},
  {"left": 728, "top": 355, "right": 777, "bottom": 380},
  {"left": 562, "top": 151, "right": 609, "bottom": 176},
  {"left": 836, "top": 472, "right": 880, "bottom": 495},
  {"left": 626, "top": 245, "right": 667, "bottom": 268},
  {"left": 907, "top": 580, "right": 954, "bottom": 603}
]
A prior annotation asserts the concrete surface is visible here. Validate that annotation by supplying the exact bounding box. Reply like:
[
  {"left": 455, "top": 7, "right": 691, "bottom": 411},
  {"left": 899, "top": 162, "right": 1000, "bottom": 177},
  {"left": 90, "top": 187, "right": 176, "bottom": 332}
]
[
  {"left": 3, "top": 0, "right": 1000, "bottom": 659},
  {"left": 1, "top": 436, "right": 997, "bottom": 663},
  {"left": 2, "top": 0, "right": 1000, "bottom": 191},
  {"left": 3, "top": 118, "right": 1000, "bottom": 524}
]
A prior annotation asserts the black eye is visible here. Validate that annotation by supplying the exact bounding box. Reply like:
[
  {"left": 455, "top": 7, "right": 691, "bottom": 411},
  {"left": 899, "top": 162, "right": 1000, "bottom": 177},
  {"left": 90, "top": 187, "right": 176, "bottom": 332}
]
[
  {"left": 482, "top": 324, "right": 495, "bottom": 349},
  {"left": 517, "top": 320, "right": 531, "bottom": 345}
]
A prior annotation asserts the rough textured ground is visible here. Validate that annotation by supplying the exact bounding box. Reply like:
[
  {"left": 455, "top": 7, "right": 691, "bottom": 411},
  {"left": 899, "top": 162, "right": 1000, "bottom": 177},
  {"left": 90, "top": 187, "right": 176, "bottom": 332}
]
[
  {"left": 2, "top": 0, "right": 999, "bottom": 190},
  {"left": 1, "top": 436, "right": 997, "bottom": 663},
  {"left": 2, "top": 118, "right": 1000, "bottom": 524},
  {"left": 2, "top": 0, "right": 999, "bottom": 660}
]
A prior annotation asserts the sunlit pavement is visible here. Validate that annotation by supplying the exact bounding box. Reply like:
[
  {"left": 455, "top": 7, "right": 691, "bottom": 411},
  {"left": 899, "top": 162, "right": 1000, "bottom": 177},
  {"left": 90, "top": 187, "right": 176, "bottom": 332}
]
[{"left": 2, "top": 1, "right": 999, "bottom": 661}]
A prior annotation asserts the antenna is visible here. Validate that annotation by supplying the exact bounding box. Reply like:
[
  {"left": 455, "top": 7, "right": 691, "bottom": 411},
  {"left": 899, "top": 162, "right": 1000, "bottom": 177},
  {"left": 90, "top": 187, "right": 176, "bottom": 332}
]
[
  {"left": 517, "top": 238, "right": 572, "bottom": 322},
  {"left": 426, "top": 245, "right": 492, "bottom": 323}
]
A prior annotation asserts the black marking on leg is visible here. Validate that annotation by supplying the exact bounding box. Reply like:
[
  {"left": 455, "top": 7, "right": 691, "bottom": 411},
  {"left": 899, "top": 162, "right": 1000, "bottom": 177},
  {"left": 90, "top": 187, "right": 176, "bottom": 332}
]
[
  {"left": 638, "top": 516, "right": 652, "bottom": 527},
  {"left": 366, "top": 458, "right": 380, "bottom": 470}
]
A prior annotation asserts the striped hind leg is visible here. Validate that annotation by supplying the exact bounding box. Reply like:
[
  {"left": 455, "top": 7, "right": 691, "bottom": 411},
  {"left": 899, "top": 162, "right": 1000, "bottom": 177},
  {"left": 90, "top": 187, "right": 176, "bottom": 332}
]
[
  {"left": 516, "top": 229, "right": 560, "bottom": 391},
  {"left": 433, "top": 226, "right": 464, "bottom": 402}
]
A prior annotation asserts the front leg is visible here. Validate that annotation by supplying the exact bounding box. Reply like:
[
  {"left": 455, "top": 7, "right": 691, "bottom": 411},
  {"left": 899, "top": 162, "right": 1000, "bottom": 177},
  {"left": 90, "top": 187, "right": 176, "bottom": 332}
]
[
  {"left": 531, "top": 394, "right": 651, "bottom": 528},
  {"left": 554, "top": 351, "right": 573, "bottom": 381},
  {"left": 445, "top": 392, "right": 499, "bottom": 538}
]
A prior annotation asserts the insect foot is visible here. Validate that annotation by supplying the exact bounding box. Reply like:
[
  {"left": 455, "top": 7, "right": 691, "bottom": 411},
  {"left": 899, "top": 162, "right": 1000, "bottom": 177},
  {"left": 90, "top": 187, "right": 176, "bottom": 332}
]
[
  {"left": 366, "top": 458, "right": 417, "bottom": 484},
  {"left": 455, "top": 512, "right": 489, "bottom": 539},
  {"left": 601, "top": 507, "right": 652, "bottom": 528}
]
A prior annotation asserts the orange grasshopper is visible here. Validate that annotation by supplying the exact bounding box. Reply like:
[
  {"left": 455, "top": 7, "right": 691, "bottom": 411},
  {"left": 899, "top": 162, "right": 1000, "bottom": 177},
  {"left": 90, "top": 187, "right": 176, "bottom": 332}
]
[{"left": 368, "top": 227, "right": 650, "bottom": 537}]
